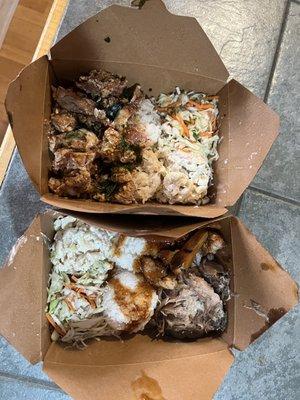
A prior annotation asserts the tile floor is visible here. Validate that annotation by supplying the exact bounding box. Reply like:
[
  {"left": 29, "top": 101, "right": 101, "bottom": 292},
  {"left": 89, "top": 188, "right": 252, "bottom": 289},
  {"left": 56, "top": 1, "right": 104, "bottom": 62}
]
[{"left": 0, "top": 1, "right": 299, "bottom": 399}]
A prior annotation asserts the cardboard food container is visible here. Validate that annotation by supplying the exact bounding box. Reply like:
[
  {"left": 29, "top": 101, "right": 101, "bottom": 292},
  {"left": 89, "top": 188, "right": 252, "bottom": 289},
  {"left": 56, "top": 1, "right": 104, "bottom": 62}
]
[
  {"left": 0, "top": 210, "right": 297, "bottom": 400},
  {"left": 5, "top": 0, "right": 279, "bottom": 218}
]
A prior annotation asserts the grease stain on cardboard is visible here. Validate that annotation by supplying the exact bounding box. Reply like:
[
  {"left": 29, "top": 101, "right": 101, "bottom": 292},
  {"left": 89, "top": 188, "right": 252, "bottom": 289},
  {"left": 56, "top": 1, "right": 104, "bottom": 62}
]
[
  {"left": 261, "top": 262, "right": 276, "bottom": 272},
  {"left": 250, "top": 307, "right": 287, "bottom": 342},
  {"left": 132, "top": 371, "right": 166, "bottom": 400}
]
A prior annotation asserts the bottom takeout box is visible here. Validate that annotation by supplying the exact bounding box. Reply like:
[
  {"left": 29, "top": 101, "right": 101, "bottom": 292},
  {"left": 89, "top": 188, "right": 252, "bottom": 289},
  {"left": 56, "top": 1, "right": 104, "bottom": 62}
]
[{"left": 0, "top": 211, "right": 298, "bottom": 400}]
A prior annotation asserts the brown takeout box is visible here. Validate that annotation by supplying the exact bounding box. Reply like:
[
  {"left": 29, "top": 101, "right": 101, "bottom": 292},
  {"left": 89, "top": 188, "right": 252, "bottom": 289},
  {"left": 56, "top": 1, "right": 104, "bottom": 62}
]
[
  {"left": 0, "top": 210, "right": 297, "bottom": 400},
  {"left": 5, "top": 0, "right": 279, "bottom": 218}
]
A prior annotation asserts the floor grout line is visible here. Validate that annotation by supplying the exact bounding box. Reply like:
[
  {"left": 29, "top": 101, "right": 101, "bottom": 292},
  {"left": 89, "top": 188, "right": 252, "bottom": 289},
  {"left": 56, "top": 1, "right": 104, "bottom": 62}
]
[
  {"left": 263, "top": 0, "right": 291, "bottom": 102},
  {"left": 0, "top": 371, "right": 64, "bottom": 393},
  {"left": 247, "top": 185, "right": 300, "bottom": 207}
]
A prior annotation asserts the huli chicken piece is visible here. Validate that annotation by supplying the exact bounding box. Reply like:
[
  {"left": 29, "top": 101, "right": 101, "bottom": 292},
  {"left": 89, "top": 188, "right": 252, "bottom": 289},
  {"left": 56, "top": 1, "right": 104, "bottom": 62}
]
[
  {"left": 51, "top": 111, "right": 77, "bottom": 133},
  {"left": 48, "top": 169, "right": 94, "bottom": 198},
  {"left": 53, "top": 86, "right": 96, "bottom": 115},
  {"left": 76, "top": 69, "right": 128, "bottom": 99},
  {"left": 52, "top": 149, "right": 96, "bottom": 173},
  {"left": 48, "top": 129, "right": 99, "bottom": 153}
]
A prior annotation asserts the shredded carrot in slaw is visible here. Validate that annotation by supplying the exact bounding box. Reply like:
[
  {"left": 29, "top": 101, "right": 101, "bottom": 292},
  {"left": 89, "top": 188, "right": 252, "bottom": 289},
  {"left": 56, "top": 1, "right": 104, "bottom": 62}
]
[
  {"left": 187, "top": 100, "right": 214, "bottom": 110},
  {"left": 173, "top": 114, "right": 190, "bottom": 137}
]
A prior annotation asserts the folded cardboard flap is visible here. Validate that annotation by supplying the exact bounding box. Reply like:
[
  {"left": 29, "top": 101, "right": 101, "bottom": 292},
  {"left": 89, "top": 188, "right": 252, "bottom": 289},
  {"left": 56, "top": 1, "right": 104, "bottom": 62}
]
[
  {"left": 41, "top": 194, "right": 228, "bottom": 218},
  {"left": 220, "top": 80, "right": 280, "bottom": 206},
  {"left": 50, "top": 0, "right": 228, "bottom": 88},
  {"left": 43, "top": 336, "right": 234, "bottom": 400},
  {"left": 0, "top": 216, "right": 51, "bottom": 364},
  {"left": 5, "top": 56, "right": 50, "bottom": 192},
  {"left": 230, "top": 217, "right": 298, "bottom": 350}
]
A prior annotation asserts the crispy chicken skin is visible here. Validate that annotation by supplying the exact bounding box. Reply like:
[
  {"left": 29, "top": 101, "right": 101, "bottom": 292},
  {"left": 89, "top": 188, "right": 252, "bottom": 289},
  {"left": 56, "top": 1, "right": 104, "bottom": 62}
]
[{"left": 76, "top": 69, "right": 128, "bottom": 98}]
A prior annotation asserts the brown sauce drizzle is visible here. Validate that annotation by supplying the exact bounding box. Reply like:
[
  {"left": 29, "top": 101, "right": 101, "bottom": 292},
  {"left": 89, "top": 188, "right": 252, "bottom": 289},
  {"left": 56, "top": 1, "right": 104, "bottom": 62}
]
[{"left": 111, "top": 278, "right": 154, "bottom": 331}]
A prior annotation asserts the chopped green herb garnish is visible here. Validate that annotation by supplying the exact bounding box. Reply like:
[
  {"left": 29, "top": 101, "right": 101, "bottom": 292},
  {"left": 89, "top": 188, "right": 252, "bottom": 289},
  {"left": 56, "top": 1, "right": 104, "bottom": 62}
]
[
  {"left": 65, "top": 130, "right": 86, "bottom": 140},
  {"left": 98, "top": 180, "right": 120, "bottom": 201}
]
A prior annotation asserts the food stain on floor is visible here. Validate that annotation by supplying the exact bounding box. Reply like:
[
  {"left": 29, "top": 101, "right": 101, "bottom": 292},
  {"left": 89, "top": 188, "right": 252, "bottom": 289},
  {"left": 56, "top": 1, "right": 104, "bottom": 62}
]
[{"left": 131, "top": 370, "right": 166, "bottom": 400}]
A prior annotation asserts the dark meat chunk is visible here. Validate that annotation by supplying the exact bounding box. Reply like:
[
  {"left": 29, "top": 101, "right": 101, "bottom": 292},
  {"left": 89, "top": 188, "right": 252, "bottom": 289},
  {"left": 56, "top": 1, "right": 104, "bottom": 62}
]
[
  {"left": 199, "top": 259, "right": 230, "bottom": 301},
  {"left": 49, "top": 170, "right": 94, "bottom": 197},
  {"left": 53, "top": 86, "right": 95, "bottom": 115},
  {"left": 52, "top": 148, "right": 96, "bottom": 173},
  {"left": 76, "top": 69, "right": 127, "bottom": 98},
  {"left": 154, "top": 274, "right": 226, "bottom": 339},
  {"left": 48, "top": 129, "right": 99, "bottom": 152},
  {"left": 51, "top": 112, "right": 77, "bottom": 133}
]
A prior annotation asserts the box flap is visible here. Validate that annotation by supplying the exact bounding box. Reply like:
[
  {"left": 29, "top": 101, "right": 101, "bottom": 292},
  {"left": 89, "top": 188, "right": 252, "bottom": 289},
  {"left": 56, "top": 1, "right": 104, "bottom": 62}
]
[
  {"left": 42, "top": 194, "right": 228, "bottom": 218},
  {"left": 44, "top": 336, "right": 233, "bottom": 400},
  {"left": 5, "top": 56, "right": 50, "bottom": 192},
  {"left": 218, "top": 80, "right": 280, "bottom": 206},
  {"left": 59, "top": 210, "right": 230, "bottom": 239},
  {"left": 230, "top": 217, "right": 298, "bottom": 350},
  {"left": 50, "top": 0, "right": 228, "bottom": 90},
  {"left": 0, "top": 215, "right": 51, "bottom": 364}
]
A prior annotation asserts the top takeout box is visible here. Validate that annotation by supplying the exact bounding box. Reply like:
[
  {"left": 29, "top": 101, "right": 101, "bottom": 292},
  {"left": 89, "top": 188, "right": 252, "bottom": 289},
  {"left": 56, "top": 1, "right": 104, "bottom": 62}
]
[{"left": 5, "top": 0, "right": 279, "bottom": 218}]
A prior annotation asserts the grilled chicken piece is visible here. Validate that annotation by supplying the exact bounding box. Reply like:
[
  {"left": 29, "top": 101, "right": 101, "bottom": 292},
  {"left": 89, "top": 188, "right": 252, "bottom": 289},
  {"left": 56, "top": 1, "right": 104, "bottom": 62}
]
[
  {"left": 99, "top": 127, "right": 122, "bottom": 162},
  {"left": 49, "top": 169, "right": 94, "bottom": 197},
  {"left": 140, "top": 256, "right": 176, "bottom": 290},
  {"left": 51, "top": 112, "right": 77, "bottom": 133},
  {"left": 52, "top": 149, "right": 96, "bottom": 173},
  {"left": 77, "top": 108, "right": 110, "bottom": 131},
  {"left": 99, "top": 127, "right": 137, "bottom": 164},
  {"left": 113, "top": 180, "right": 136, "bottom": 204},
  {"left": 53, "top": 86, "right": 96, "bottom": 115},
  {"left": 155, "top": 274, "right": 226, "bottom": 339},
  {"left": 49, "top": 129, "right": 99, "bottom": 153},
  {"left": 114, "top": 86, "right": 144, "bottom": 129},
  {"left": 202, "top": 232, "right": 225, "bottom": 255},
  {"left": 76, "top": 70, "right": 127, "bottom": 98},
  {"left": 170, "top": 230, "right": 209, "bottom": 275}
]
